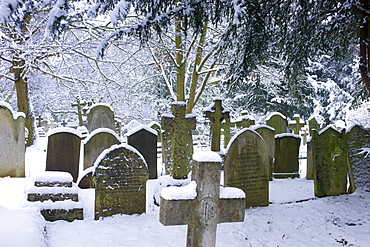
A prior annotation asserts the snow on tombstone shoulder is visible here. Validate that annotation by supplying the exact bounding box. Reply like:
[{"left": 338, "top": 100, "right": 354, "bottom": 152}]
[
  {"left": 193, "top": 151, "right": 222, "bottom": 163},
  {"left": 161, "top": 181, "right": 197, "bottom": 200},
  {"left": 82, "top": 127, "right": 121, "bottom": 144},
  {"left": 0, "top": 101, "right": 26, "bottom": 120},
  {"left": 47, "top": 127, "right": 83, "bottom": 138},
  {"left": 125, "top": 125, "right": 158, "bottom": 137},
  {"left": 220, "top": 187, "right": 245, "bottom": 199}
]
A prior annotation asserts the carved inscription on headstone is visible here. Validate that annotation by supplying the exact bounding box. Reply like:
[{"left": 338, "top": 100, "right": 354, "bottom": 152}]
[
  {"left": 224, "top": 129, "right": 269, "bottom": 208},
  {"left": 94, "top": 144, "right": 149, "bottom": 219}
]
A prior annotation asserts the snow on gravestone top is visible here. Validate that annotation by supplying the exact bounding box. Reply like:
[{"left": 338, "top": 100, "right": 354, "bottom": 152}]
[
  {"left": 275, "top": 133, "right": 301, "bottom": 139},
  {"left": 82, "top": 128, "right": 121, "bottom": 144},
  {"left": 47, "top": 127, "right": 83, "bottom": 138},
  {"left": 265, "top": 112, "right": 287, "bottom": 120},
  {"left": 192, "top": 151, "right": 222, "bottom": 163},
  {"left": 251, "top": 124, "right": 275, "bottom": 132},
  {"left": 0, "top": 101, "right": 25, "bottom": 120},
  {"left": 85, "top": 103, "right": 114, "bottom": 115},
  {"left": 125, "top": 124, "right": 158, "bottom": 137},
  {"left": 161, "top": 181, "right": 197, "bottom": 200},
  {"left": 33, "top": 171, "right": 73, "bottom": 183}
]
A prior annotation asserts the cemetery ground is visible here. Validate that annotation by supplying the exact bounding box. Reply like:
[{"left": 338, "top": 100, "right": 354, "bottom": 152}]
[{"left": 0, "top": 138, "right": 369, "bottom": 247}]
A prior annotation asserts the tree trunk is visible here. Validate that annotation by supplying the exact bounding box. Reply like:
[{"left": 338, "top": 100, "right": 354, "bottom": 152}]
[
  {"left": 13, "top": 57, "right": 35, "bottom": 146},
  {"left": 359, "top": 0, "right": 370, "bottom": 93}
]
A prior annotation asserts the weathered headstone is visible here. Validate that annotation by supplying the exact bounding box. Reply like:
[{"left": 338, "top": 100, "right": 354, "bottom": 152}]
[
  {"left": 236, "top": 111, "right": 255, "bottom": 128},
  {"left": 0, "top": 102, "right": 25, "bottom": 177},
  {"left": 251, "top": 125, "right": 275, "bottom": 181},
  {"left": 273, "top": 133, "right": 301, "bottom": 178},
  {"left": 94, "top": 144, "right": 149, "bottom": 219},
  {"left": 160, "top": 151, "right": 245, "bottom": 247},
  {"left": 308, "top": 115, "right": 323, "bottom": 135},
  {"left": 312, "top": 127, "right": 354, "bottom": 197},
  {"left": 204, "top": 98, "right": 230, "bottom": 152},
  {"left": 346, "top": 125, "right": 370, "bottom": 191},
  {"left": 162, "top": 102, "right": 196, "bottom": 179},
  {"left": 83, "top": 128, "right": 122, "bottom": 170},
  {"left": 127, "top": 125, "right": 158, "bottom": 179},
  {"left": 265, "top": 112, "right": 288, "bottom": 134},
  {"left": 46, "top": 128, "right": 82, "bottom": 182},
  {"left": 288, "top": 114, "right": 305, "bottom": 135},
  {"left": 224, "top": 129, "right": 269, "bottom": 208},
  {"left": 149, "top": 121, "right": 162, "bottom": 142},
  {"left": 86, "top": 103, "right": 115, "bottom": 133}
]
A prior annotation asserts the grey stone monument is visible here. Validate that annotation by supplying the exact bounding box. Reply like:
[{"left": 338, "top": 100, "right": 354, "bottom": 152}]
[
  {"left": 86, "top": 103, "right": 115, "bottom": 133},
  {"left": 265, "top": 112, "right": 288, "bottom": 134}
]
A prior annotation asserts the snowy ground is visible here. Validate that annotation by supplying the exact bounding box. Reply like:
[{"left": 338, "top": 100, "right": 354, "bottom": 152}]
[{"left": 0, "top": 137, "right": 369, "bottom": 247}]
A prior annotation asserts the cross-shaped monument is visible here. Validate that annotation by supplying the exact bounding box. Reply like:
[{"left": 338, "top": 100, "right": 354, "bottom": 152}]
[
  {"left": 36, "top": 115, "right": 43, "bottom": 127},
  {"left": 71, "top": 97, "right": 87, "bottom": 127},
  {"left": 289, "top": 114, "right": 305, "bottom": 135},
  {"left": 204, "top": 98, "right": 230, "bottom": 152},
  {"left": 160, "top": 151, "right": 246, "bottom": 247},
  {"left": 162, "top": 102, "right": 196, "bottom": 179},
  {"left": 60, "top": 120, "right": 68, "bottom": 127}
]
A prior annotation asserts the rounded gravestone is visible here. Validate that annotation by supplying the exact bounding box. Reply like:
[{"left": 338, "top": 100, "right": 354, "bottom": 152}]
[{"left": 86, "top": 104, "right": 115, "bottom": 133}]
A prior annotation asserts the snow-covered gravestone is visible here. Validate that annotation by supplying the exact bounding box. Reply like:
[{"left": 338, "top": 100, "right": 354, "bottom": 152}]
[
  {"left": 0, "top": 102, "right": 25, "bottom": 177},
  {"left": 312, "top": 127, "right": 354, "bottom": 197},
  {"left": 46, "top": 128, "right": 82, "bottom": 182},
  {"left": 127, "top": 125, "right": 158, "bottom": 179},
  {"left": 347, "top": 125, "right": 370, "bottom": 191},
  {"left": 86, "top": 103, "right": 115, "bottom": 133},
  {"left": 160, "top": 151, "right": 245, "bottom": 247},
  {"left": 148, "top": 121, "right": 162, "bottom": 142},
  {"left": 265, "top": 112, "right": 288, "bottom": 134},
  {"left": 204, "top": 98, "right": 230, "bottom": 152},
  {"left": 273, "top": 133, "right": 301, "bottom": 179},
  {"left": 288, "top": 114, "right": 305, "bottom": 135},
  {"left": 161, "top": 102, "right": 196, "bottom": 179},
  {"left": 224, "top": 129, "right": 269, "bottom": 208},
  {"left": 94, "top": 144, "right": 149, "bottom": 219}
]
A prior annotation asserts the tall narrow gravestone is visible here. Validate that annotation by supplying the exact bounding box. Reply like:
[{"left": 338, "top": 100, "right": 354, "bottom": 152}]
[
  {"left": 162, "top": 102, "right": 196, "bottom": 179},
  {"left": 312, "top": 127, "right": 354, "bottom": 197},
  {"left": 94, "top": 144, "right": 149, "bottom": 219},
  {"left": 273, "top": 133, "right": 301, "bottom": 179},
  {"left": 160, "top": 151, "right": 245, "bottom": 247},
  {"left": 46, "top": 128, "right": 82, "bottom": 182},
  {"left": 0, "top": 102, "right": 25, "bottom": 177},
  {"left": 346, "top": 125, "right": 370, "bottom": 191},
  {"left": 86, "top": 104, "right": 115, "bottom": 133},
  {"left": 265, "top": 112, "right": 288, "bottom": 134},
  {"left": 224, "top": 129, "right": 269, "bottom": 208},
  {"left": 127, "top": 125, "right": 158, "bottom": 179}
]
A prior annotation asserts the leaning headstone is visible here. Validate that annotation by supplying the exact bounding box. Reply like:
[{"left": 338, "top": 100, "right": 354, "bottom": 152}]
[
  {"left": 224, "top": 129, "right": 269, "bottom": 208},
  {"left": 127, "top": 125, "right": 158, "bottom": 179},
  {"left": 265, "top": 112, "right": 288, "bottom": 134},
  {"left": 312, "top": 127, "right": 354, "bottom": 197},
  {"left": 251, "top": 125, "right": 275, "bottom": 181},
  {"left": 273, "top": 133, "right": 301, "bottom": 178},
  {"left": 86, "top": 103, "right": 115, "bottom": 133},
  {"left": 0, "top": 102, "right": 25, "bottom": 177},
  {"left": 160, "top": 151, "right": 245, "bottom": 247},
  {"left": 346, "top": 125, "right": 370, "bottom": 191},
  {"left": 83, "top": 128, "right": 122, "bottom": 170},
  {"left": 162, "top": 102, "right": 196, "bottom": 179},
  {"left": 94, "top": 144, "right": 149, "bottom": 219},
  {"left": 46, "top": 128, "right": 82, "bottom": 182}
]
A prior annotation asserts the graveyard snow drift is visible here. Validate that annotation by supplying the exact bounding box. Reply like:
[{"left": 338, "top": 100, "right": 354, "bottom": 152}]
[{"left": 0, "top": 138, "right": 369, "bottom": 247}]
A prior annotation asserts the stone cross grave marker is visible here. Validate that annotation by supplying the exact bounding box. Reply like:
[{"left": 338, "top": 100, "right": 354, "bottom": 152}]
[
  {"left": 86, "top": 103, "right": 115, "bottom": 133},
  {"left": 71, "top": 98, "right": 87, "bottom": 127},
  {"left": 46, "top": 128, "right": 82, "bottom": 182},
  {"left": 127, "top": 125, "right": 158, "bottom": 179},
  {"left": 0, "top": 102, "right": 25, "bottom": 177},
  {"left": 94, "top": 144, "right": 149, "bottom": 219},
  {"left": 224, "top": 129, "right": 269, "bottom": 208},
  {"left": 273, "top": 133, "right": 301, "bottom": 179},
  {"left": 60, "top": 120, "right": 67, "bottom": 127},
  {"left": 308, "top": 115, "right": 323, "bottom": 135},
  {"left": 265, "top": 112, "right": 288, "bottom": 134},
  {"left": 36, "top": 115, "right": 43, "bottom": 127},
  {"left": 288, "top": 114, "right": 305, "bottom": 135},
  {"left": 204, "top": 98, "right": 230, "bottom": 152},
  {"left": 161, "top": 102, "right": 196, "bottom": 179},
  {"left": 160, "top": 151, "right": 245, "bottom": 247},
  {"left": 347, "top": 125, "right": 370, "bottom": 191},
  {"left": 312, "top": 127, "right": 354, "bottom": 197}
]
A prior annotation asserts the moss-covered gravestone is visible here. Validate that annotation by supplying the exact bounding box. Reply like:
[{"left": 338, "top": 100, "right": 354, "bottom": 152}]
[
  {"left": 94, "top": 144, "right": 149, "bottom": 219},
  {"left": 236, "top": 111, "right": 255, "bottom": 128},
  {"left": 224, "top": 129, "right": 269, "bottom": 208},
  {"left": 347, "top": 125, "right": 370, "bottom": 191},
  {"left": 161, "top": 102, "right": 196, "bottom": 179},
  {"left": 306, "top": 139, "right": 315, "bottom": 180},
  {"left": 273, "top": 133, "right": 301, "bottom": 179},
  {"left": 86, "top": 104, "right": 115, "bottom": 133},
  {"left": 265, "top": 112, "right": 288, "bottom": 134},
  {"left": 288, "top": 114, "right": 305, "bottom": 135},
  {"left": 0, "top": 102, "right": 25, "bottom": 177},
  {"left": 46, "top": 128, "right": 82, "bottom": 182},
  {"left": 149, "top": 121, "right": 162, "bottom": 142},
  {"left": 308, "top": 115, "right": 323, "bottom": 135},
  {"left": 312, "top": 127, "right": 354, "bottom": 197}
]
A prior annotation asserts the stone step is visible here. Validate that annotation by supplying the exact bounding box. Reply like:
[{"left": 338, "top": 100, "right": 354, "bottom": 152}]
[
  {"left": 33, "top": 171, "right": 73, "bottom": 187},
  {"left": 26, "top": 185, "right": 79, "bottom": 202},
  {"left": 28, "top": 200, "right": 83, "bottom": 222}
]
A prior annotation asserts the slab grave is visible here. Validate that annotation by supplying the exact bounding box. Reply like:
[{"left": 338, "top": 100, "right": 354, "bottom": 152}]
[
  {"left": 204, "top": 98, "right": 230, "bottom": 152},
  {"left": 94, "top": 144, "right": 149, "bottom": 219},
  {"left": 224, "top": 129, "right": 269, "bottom": 208},
  {"left": 86, "top": 103, "right": 115, "bottom": 133},
  {"left": 162, "top": 102, "right": 196, "bottom": 179},
  {"left": 311, "top": 127, "right": 354, "bottom": 197},
  {"left": 346, "top": 125, "right": 370, "bottom": 191},
  {"left": 273, "top": 133, "right": 301, "bottom": 178},
  {"left": 160, "top": 151, "right": 245, "bottom": 247},
  {"left": 127, "top": 125, "right": 158, "bottom": 179},
  {"left": 0, "top": 102, "right": 26, "bottom": 177},
  {"left": 46, "top": 128, "right": 82, "bottom": 182},
  {"left": 265, "top": 112, "right": 288, "bottom": 134}
]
